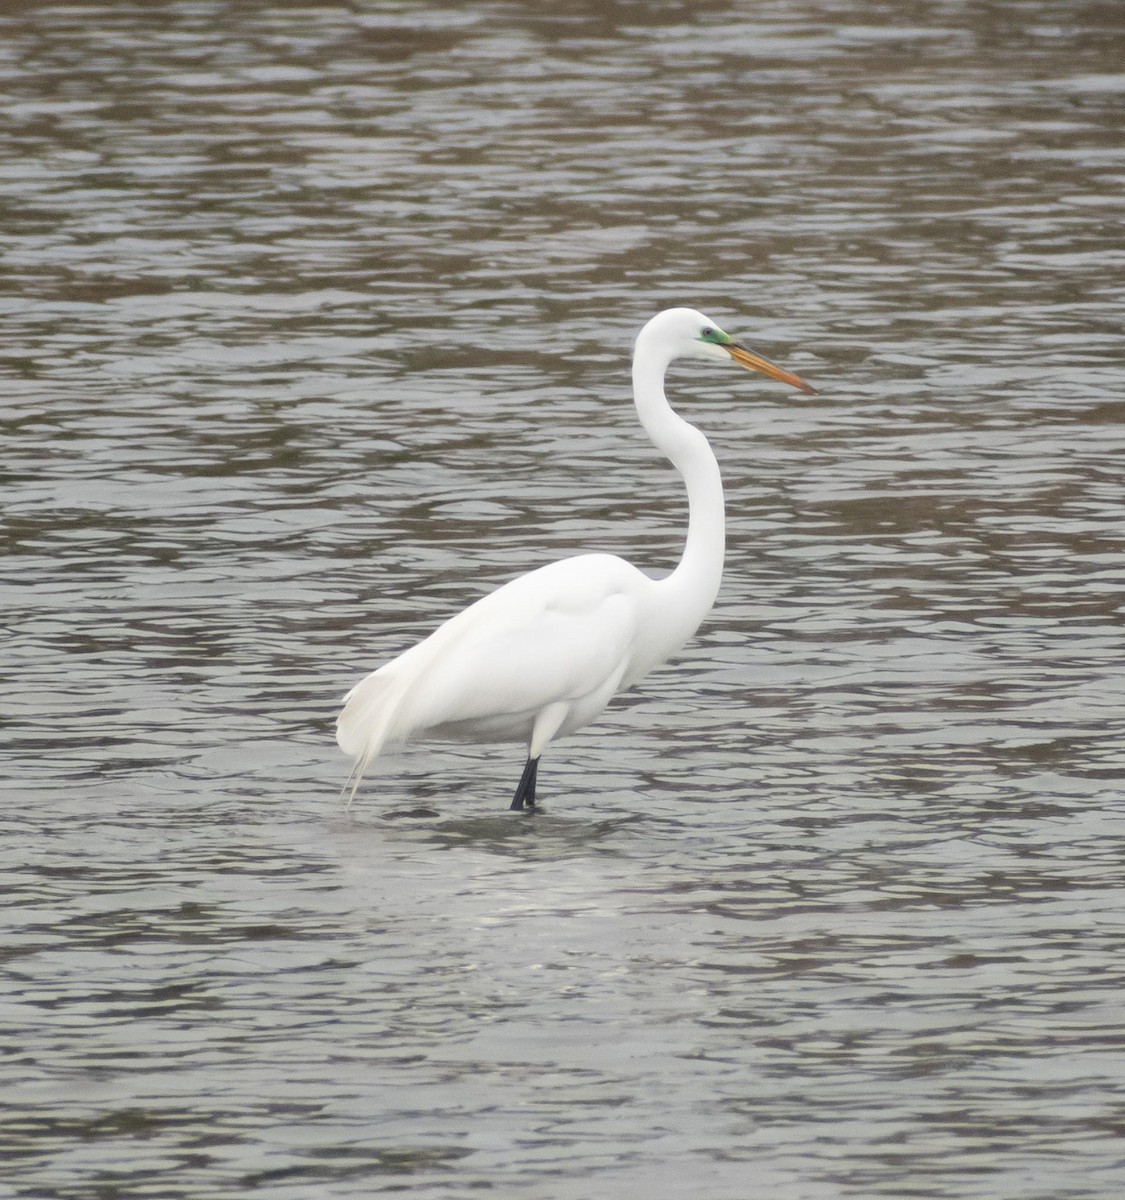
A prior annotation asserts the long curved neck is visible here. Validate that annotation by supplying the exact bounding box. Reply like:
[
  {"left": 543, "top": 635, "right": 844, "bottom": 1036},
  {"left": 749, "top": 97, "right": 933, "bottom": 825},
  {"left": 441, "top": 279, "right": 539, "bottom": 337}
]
[{"left": 631, "top": 340, "right": 725, "bottom": 618}]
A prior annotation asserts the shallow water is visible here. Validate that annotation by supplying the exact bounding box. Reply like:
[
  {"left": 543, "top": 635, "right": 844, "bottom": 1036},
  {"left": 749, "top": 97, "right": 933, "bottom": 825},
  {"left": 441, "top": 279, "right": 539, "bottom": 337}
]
[{"left": 3, "top": 2, "right": 1124, "bottom": 1197}]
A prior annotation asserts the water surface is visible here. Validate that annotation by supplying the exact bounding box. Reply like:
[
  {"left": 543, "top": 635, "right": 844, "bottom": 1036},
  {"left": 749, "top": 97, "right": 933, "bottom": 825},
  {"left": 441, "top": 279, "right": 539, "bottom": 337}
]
[{"left": 2, "top": 2, "right": 1123, "bottom": 1197}]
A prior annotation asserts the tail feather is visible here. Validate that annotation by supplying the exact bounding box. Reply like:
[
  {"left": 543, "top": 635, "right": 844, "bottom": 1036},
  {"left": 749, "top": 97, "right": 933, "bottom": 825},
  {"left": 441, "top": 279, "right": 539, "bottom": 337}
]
[{"left": 336, "top": 668, "right": 410, "bottom": 806}]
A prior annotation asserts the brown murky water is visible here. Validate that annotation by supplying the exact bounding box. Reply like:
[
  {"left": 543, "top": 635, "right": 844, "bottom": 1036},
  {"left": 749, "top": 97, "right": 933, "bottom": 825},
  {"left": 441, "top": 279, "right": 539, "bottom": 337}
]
[{"left": 3, "top": 2, "right": 1123, "bottom": 1197}]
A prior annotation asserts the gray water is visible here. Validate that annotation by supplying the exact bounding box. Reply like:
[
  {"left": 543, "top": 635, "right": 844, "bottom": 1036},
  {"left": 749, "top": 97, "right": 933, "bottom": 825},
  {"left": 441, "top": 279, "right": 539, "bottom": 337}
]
[{"left": 3, "top": 2, "right": 1124, "bottom": 1197}]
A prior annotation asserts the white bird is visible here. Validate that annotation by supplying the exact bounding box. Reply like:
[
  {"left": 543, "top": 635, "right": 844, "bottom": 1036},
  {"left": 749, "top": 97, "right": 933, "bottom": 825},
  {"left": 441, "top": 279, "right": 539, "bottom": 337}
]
[{"left": 337, "top": 307, "right": 816, "bottom": 811}]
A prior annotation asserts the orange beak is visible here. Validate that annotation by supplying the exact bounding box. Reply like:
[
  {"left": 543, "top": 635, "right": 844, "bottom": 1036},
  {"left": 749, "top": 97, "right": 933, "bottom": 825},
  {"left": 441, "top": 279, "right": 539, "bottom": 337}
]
[{"left": 727, "top": 342, "right": 818, "bottom": 395}]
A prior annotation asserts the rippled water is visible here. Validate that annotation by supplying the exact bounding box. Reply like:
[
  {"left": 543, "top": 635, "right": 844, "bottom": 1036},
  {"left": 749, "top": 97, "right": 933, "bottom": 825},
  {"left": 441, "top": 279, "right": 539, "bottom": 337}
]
[{"left": 3, "top": 2, "right": 1124, "bottom": 1197}]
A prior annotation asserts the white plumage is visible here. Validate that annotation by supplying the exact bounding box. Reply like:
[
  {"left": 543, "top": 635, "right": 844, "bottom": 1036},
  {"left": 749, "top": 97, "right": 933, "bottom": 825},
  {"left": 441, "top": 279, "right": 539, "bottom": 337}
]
[{"left": 337, "top": 307, "right": 816, "bottom": 810}]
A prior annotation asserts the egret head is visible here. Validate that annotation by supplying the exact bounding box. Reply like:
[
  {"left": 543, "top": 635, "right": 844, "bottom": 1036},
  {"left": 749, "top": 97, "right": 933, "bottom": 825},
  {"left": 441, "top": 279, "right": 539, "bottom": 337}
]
[{"left": 640, "top": 307, "right": 817, "bottom": 395}]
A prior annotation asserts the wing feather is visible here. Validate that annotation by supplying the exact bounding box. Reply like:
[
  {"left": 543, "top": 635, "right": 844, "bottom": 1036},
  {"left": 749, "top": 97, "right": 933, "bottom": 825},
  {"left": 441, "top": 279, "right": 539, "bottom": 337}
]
[{"left": 336, "top": 554, "right": 652, "bottom": 761}]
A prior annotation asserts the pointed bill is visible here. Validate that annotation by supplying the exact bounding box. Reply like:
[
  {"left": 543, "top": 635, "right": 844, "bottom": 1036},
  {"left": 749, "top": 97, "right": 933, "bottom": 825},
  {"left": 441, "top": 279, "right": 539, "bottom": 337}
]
[{"left": 726, "top": 342, "right": 818, "bottom": 395}]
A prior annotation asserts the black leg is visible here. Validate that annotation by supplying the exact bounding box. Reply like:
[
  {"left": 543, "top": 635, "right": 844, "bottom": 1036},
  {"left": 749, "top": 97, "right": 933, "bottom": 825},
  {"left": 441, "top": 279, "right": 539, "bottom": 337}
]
[{"left": 510, "top": 756, "right": 539, "bottom": 811}]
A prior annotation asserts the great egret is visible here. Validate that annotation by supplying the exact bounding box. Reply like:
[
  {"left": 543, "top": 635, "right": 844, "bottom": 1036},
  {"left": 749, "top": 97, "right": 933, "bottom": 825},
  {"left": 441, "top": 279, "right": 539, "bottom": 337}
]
[{"left": 337, "top": 307, "right": 816, "bottom": 810}]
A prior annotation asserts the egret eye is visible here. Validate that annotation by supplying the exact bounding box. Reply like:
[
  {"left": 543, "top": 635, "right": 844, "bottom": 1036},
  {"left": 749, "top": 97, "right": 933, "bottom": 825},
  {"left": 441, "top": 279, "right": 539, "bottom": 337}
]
[{"left": 701, "top": 327, "right": 714, "bottom": 339}]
